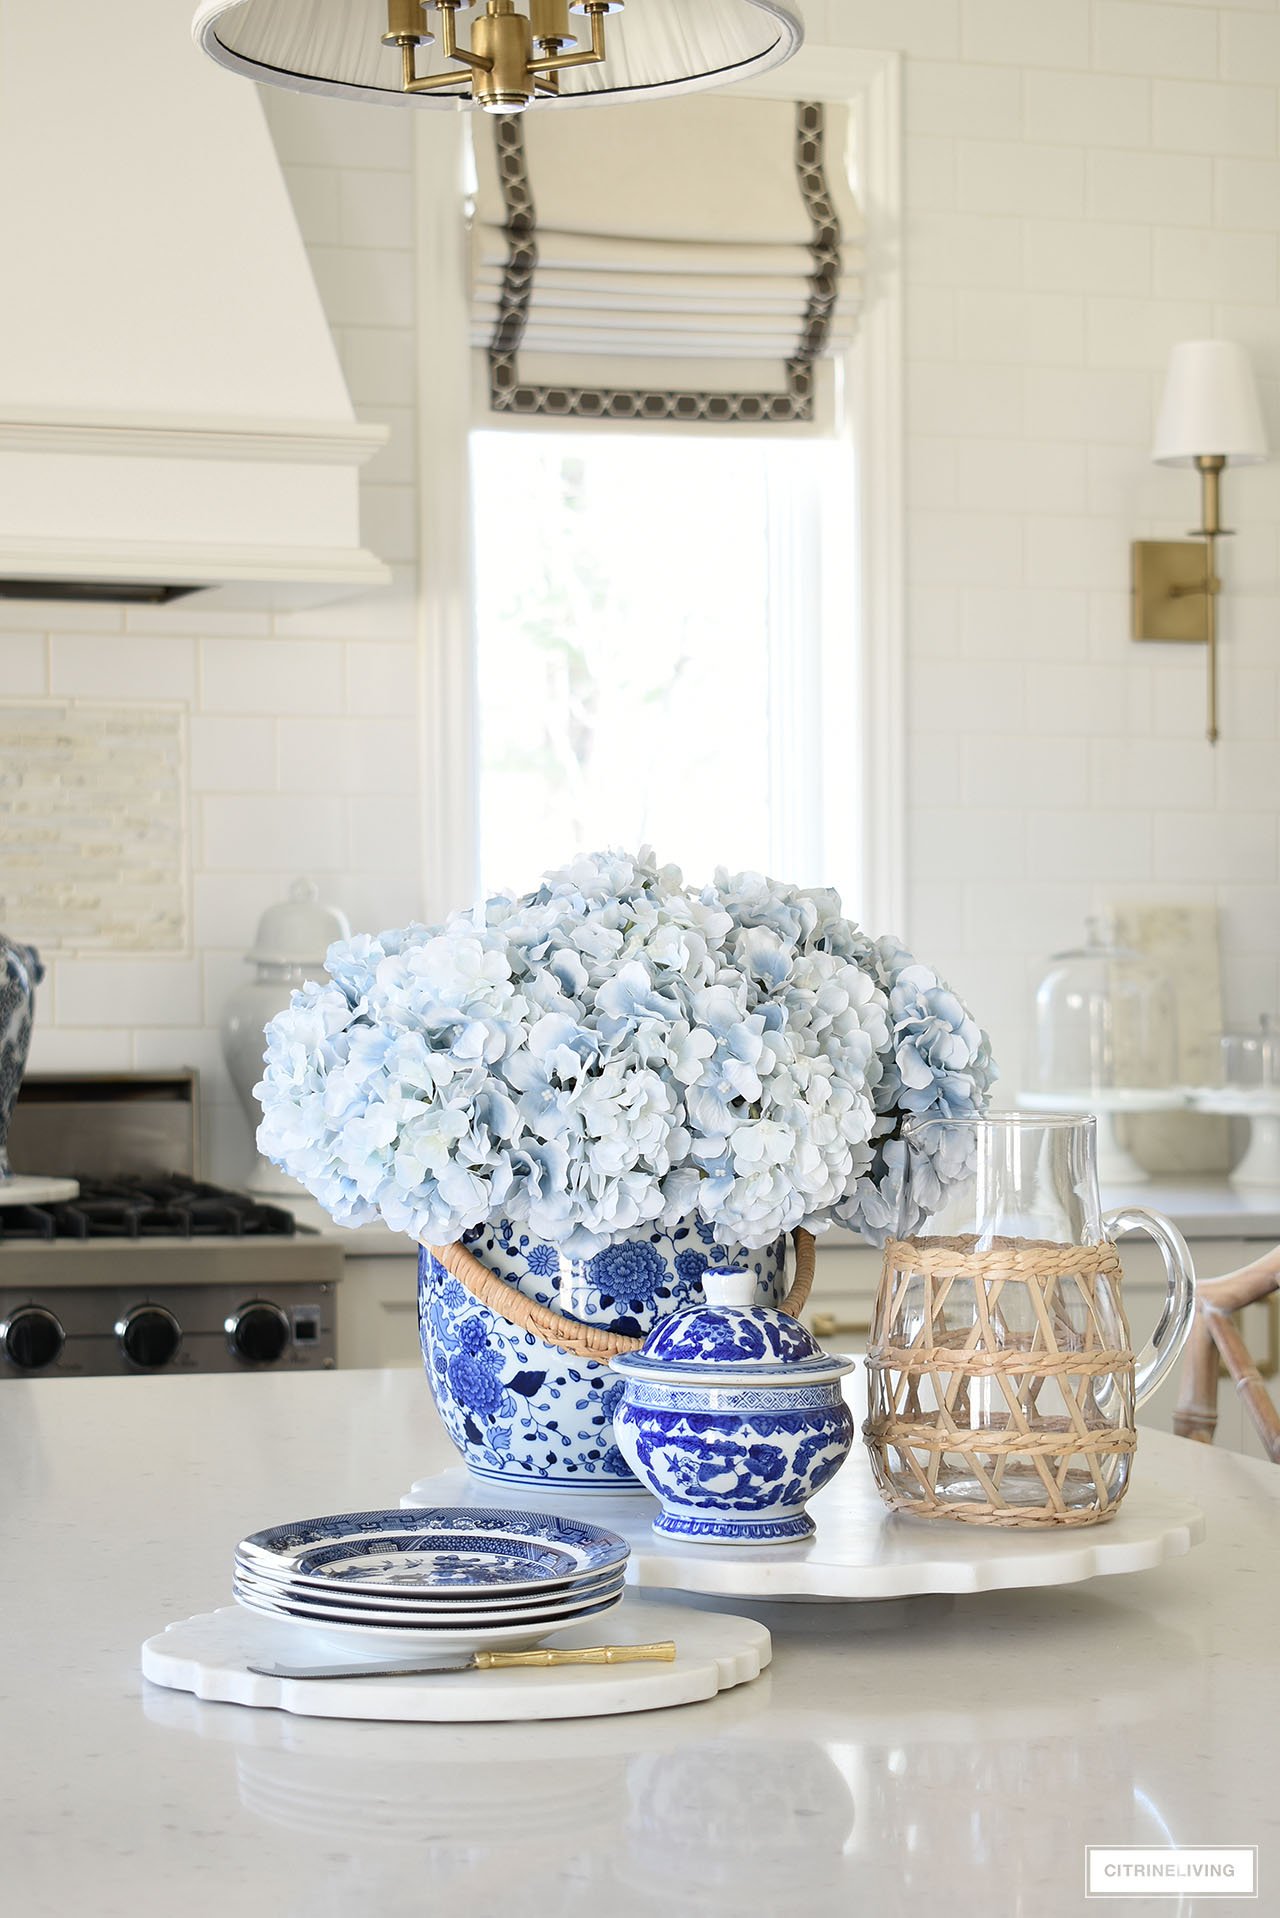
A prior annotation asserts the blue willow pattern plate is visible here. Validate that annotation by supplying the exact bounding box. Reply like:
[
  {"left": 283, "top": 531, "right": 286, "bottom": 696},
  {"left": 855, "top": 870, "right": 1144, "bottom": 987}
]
[
  {"left": 295, "top": 1538, "right": 579, "bottom": 1586},
  {"left": 238, "top": 1506, "right": 629, "bottom": 1599}
]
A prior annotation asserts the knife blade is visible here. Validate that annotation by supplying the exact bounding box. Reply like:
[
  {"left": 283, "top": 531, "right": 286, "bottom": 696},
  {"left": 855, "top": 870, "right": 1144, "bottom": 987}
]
[{"left": 247, "top": 1640, "right": 677, "bottom": 1680}]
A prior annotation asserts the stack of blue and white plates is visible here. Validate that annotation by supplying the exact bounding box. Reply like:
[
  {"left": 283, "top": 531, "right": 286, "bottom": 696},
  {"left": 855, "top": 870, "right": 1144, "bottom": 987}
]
[{"left": 233, "top": 1506, "right": 630, "bottom": 1653}]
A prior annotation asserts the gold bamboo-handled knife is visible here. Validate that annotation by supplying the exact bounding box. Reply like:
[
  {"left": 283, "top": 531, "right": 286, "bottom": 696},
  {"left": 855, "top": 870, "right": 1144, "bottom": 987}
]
[{"left": 248, "top": 1641, "right": 677, "bottom": 1680}]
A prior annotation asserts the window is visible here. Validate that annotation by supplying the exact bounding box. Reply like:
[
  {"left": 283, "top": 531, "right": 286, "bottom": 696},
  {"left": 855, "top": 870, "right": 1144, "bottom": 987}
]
[{"left": 471, "top": 427, "right": 860, "bottom": 904}]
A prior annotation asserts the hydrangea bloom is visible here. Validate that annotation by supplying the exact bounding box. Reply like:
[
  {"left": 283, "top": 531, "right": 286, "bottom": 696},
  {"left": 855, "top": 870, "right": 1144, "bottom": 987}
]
[{"left": 256, "top": 850, "right": 994, "bottom": 1253}]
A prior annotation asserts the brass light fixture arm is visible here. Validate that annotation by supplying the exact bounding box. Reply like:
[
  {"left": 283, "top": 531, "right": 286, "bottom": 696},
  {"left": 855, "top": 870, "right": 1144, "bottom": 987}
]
[
  {"left": 400, "top": 1, "right": 494, "bottom": 92},
  {"left": 528, "top": 6, "right": 608, "bottom": 74},
  {"left": 1193, "top": 455, "right": 1226, "bottom": 746}
]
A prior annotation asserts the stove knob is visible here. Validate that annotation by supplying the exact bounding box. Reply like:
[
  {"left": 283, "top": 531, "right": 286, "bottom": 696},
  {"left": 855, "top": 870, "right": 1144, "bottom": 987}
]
[
  {"left": 226, "top": 1301, "right": 291, "bottom": 1366},
  {"left": 116, "top": 1305, "right": 181, "bottom": 1370},
  {"left": 1, "top": 1305, "right": 65, "bottom": 1372}
]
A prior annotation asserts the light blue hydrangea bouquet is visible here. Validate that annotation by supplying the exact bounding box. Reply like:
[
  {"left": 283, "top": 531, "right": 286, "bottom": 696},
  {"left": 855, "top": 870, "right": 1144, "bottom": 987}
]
[{"left": 256, "top": 849, "right": 994, "bottom": 1256}]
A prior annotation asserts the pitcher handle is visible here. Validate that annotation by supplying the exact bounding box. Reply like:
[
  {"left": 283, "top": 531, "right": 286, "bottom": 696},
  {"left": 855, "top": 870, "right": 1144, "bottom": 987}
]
[{"left": 1102, "top": 1205, "right": 1197, "bottom": 1409}]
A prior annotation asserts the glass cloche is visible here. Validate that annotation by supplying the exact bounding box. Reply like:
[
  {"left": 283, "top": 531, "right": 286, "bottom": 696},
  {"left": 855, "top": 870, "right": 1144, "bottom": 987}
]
[{"left": 1030, "top": 918, "right": 1180, "bottom": 1183}]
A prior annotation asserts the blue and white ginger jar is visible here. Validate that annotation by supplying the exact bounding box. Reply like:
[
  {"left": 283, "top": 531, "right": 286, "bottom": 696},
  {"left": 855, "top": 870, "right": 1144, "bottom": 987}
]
[
  {"left": 609, "top": 1268, "right": 855, "bottom": 1545},
  {"left": 418, "top": 1220, "right": 789, "bottom": 1494},
  {"left": 0, "top": 936, "right": 43, "bottom": 1181}
]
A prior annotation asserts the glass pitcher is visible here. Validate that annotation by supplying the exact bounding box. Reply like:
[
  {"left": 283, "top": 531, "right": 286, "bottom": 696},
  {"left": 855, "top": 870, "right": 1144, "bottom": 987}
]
[{"left": 863, "top": 1114, "right": 1196, "bottom": 1525}]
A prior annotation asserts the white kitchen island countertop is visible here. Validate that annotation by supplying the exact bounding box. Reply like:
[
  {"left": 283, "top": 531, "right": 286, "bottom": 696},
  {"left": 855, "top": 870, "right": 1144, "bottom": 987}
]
[{"left": 4, "top": 1367, "right": 1277, "bottom": 1918}]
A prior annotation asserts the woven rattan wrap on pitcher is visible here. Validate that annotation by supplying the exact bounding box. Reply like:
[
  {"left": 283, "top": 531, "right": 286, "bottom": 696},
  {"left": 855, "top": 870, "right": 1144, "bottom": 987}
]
[{"left": 863, "top": 1236, "right": 1137, "bottom": 1528}]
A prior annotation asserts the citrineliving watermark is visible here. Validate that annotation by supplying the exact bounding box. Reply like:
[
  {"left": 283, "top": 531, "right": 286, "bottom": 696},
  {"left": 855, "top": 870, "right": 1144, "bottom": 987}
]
[{"left": 1085, "top": 1847, "right": 1258, "bottom": 1899}]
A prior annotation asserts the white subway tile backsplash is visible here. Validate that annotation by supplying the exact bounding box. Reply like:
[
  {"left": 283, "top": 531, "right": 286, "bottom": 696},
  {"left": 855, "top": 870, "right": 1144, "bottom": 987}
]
[
  {"left": 1215, "top": 741, "right": 1280, "bottom": 812},
  {"left": 201, "top": 794, "right": 347, "bottom": 873},
  {"left": 25, "top": 1024, "right": 134, "bottom": 1073},
  {"left": 339, "top": 168, "right": 414, "bottom": 249},
  {"left": 913, "top": 659, "right": 1028, "bottom": 734},
  {"left": 1026, "top": 661, "right": 1151, "bottom": 735},
  {"left": 189, "top": 717, "right": 276, "bottom": 793},
  {"left": 1213, "top": 156, "right": 1280, "bottom": 230},
  {"left": 53, "top": 958, "right": 202, "bottom": 1028},
  {"left": 959, "top": 585, "right": 1090, "bottom": 659},
  {"left": 1026, "top": 516, "right": 1128, "bottom": 590},
  {"left": 200, "top": 639, "right": 345, "bottom": 716},
  {"left": 960, "top": 0, "right": 1091, "bottom": 66},
  {"left": 906, "top": 61, "right": 1024, "bottom": 139},
  {"left": 338, "top": 326, "right": 418, "bottom": 406},
  {"left": 1023, "top": 70, "right": 1152, "bottom": 148},
  {"left": 308, "top": 245, "right": 415, "bottom": 329},
  {"left": 1024, "top": 220, "right": 1153, "bottom": 297},
  {"left": 1092, "top": 735, "right": 1217, "bottom": 808},
  {"left": 1153, "top": 810, "right": 1277, "bottom": 880},
  {"left": 1086, "top": 149, "right": 1214, "bottom": 224},
  {"left": 343, "top": 639, "right": 421, "bottom": 715},
  {"left": 952, "top": 440, "right": 1089, "bottom": 515},
  {"left": 1152, "top": 227, "right": 1278, "bottom": 303},
  {"left": 49, "top": 634, "right": 195, "bottom": 702},
  {"left": 1025, "top": 367, "right": 1152, "bottom": 444},
  {"left": 910, "top": 804, "right": 1027, "bottom": 880},
  {"left": 956, "top": 141, "right": 1086, "bottom": 218},
  {"left": 279, "top": 163, "right": 341, "bottom": 246},
  {"left": 1024, "top": 809, "right": 1153, "bottom": 880},
  {"left": 811, "top": 0, "right": 962, "bottom": 57},
  {"left": 1152, "top": 77, "right": 1277, "bottom": 154},
  {"left": 913, "top": 511, "right": 1025, "bottom": 588},
  {"left": 1092, "top": 3, "right": 1220, "bottom": 79},
  {"left": 277, "top": 716, "right": 419, "bottom": 795},
  {"left": 1220, "top": 11, "right": 1280, "bottom": 83},
  {"left": 0, "top": 635, "right": 47, "bottom": 695},
  {"left": 909, "top": 362, "right": 1026, "bottom": 438},
  {"left": 961, "top": 735, "right": 1091, "bottom": 805},
  {"left": 1085, "top": 294, "right": 1215, "bottom": 368},
  {"left": 954, "top": 289, "right": 1086, "bottom": 365},
  {"left": 907, "top": 135, "right": 958, "bottom": 212},
  {"left": 911, "top": 210, "right": 1024, "bottom": 288}
]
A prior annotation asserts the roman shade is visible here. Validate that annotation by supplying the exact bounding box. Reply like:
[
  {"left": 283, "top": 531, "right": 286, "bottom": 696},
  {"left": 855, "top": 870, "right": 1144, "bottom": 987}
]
[{"left": 470, "top": 94, "right": 864, "bottom": 427}]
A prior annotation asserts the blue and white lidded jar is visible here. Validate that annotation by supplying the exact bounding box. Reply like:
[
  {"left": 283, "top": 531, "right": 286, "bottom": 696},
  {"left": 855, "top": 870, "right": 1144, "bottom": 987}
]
[{"left": 608, "top": 1269, "right": 855, "bottom": 1545}]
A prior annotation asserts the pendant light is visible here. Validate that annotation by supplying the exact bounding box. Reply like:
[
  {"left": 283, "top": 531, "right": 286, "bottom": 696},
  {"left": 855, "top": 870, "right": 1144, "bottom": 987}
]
[{"left": 193, "top": 1, "right": 804, "bottom": 115}]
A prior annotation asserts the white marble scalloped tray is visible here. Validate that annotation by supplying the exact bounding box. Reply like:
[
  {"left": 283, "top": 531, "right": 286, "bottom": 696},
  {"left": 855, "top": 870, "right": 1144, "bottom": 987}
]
[
  {"left": 140, "top": 1597, "right": 770, "bottom": 1723},
  {"left": 402, "top": 1460, "right": 1204, "bottom": 1604}
]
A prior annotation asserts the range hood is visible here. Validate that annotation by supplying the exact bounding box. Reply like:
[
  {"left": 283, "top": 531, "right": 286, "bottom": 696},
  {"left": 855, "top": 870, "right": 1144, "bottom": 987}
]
[{"left": 0, "top": 0, "right": 389, "bottom": 608}]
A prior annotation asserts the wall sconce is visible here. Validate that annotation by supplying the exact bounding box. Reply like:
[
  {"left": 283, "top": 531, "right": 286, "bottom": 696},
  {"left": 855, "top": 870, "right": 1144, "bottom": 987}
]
[{"left": 1131, "top": 339, "right": 1268, "bottom": 744}]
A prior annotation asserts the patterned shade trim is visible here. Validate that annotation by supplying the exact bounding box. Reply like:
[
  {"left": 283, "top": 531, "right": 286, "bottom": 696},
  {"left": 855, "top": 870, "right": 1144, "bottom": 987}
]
[{"left": 486, "top": 101, "right": 845, "bottom": 424}]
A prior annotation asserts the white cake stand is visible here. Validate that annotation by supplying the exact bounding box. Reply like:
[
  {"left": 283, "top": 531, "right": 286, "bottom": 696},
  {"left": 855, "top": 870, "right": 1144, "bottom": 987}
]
[
  {"left": 402, "top": 1448, "right": 1204, "bottom": 1605},
  {"left": 1187, "top": 1087, "right": 1280, "bottom": 1189},
  {"left": 1015, "top": 1089, "right": 1186, "bottom": 1184}
]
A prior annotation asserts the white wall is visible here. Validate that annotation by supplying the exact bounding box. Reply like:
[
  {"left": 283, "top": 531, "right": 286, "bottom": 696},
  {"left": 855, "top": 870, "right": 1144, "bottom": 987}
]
[
  {"left": 808, "top": 0, "right": 1280, "bottom": 1092},
  {"left": 6, "top": 3, "right": 1280, "bottom": 1175},
  {"left": 6, "top": 88, "right": 424, "bottom": 1185}
]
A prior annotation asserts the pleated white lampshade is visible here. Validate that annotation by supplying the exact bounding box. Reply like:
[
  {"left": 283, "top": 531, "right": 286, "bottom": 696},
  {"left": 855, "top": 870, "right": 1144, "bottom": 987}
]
[
  {"left": 193, "top": 0, "right": 804, "bottom": 109},
  {"left": 1153, "top": 339, "right": 1268, "bottom": 467}
]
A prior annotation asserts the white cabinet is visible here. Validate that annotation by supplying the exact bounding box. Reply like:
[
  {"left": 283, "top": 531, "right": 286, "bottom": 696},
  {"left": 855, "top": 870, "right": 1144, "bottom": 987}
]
[
  {"left": 336, "top": 1253, "right": 421, "bottom": 1370},
  {"left": 801, "top": 1234, "right": 1278, "bottom": 1464}
]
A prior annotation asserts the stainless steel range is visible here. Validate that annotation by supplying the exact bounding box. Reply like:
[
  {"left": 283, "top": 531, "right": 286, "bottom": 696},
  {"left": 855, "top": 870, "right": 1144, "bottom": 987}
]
[{"left": 0, "top": 1071, "right": 341, "bottom": 1379}]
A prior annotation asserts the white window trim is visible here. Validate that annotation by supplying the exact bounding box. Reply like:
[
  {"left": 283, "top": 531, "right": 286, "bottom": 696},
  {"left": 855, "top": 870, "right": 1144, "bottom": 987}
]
[{"left": 412, "top": 46, "right": 904, "bottom": 933}]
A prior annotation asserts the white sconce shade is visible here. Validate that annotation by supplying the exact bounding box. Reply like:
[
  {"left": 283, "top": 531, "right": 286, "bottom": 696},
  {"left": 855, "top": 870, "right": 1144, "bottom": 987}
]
[{"left": 1152, "top": 339, "right": 1268, "bottom": 467}]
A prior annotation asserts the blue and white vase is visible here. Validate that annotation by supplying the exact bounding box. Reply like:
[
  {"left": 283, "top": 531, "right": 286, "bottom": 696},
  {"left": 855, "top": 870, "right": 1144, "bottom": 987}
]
[
  {"left": 0, "top": 936, "right": 43, "bottom": 1181},
  {"left": 418, "top": 1219, "right": 789, "bottom": 1494},
  {"left": 609, "top": 1269, "right": 855, "bottom": 1544}
]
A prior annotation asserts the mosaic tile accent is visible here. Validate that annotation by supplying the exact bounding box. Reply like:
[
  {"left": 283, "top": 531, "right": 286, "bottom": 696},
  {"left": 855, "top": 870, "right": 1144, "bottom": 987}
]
[{"left": 0, "top": 701, "right": 187, "bottom": 952}]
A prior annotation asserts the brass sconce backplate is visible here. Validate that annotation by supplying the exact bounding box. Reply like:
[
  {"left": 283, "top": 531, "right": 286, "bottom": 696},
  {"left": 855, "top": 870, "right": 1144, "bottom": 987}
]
[{"left": 1131, "top": 539, "right": 1211, "bottom": 644}]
